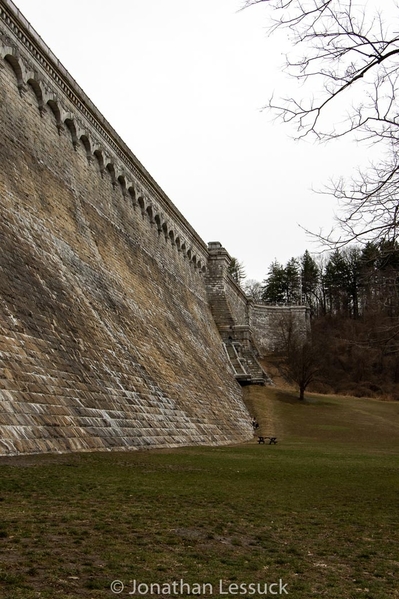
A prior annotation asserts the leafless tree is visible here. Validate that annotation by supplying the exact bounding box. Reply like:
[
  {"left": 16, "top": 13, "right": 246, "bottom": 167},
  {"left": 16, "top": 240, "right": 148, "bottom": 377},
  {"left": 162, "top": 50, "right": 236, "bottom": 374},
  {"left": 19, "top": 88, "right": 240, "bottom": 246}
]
[
  {"left": 276, "top": 313, "right": 319, "bottom": 399},
  {"left": 228, "top": 257, "right": 246, "bottom": 285},
  {"left": 242, "top": 0, "right": 399, "bottom": 248},
  {"left": 243, "top": 279, "right": 264, "bottom": 302}
]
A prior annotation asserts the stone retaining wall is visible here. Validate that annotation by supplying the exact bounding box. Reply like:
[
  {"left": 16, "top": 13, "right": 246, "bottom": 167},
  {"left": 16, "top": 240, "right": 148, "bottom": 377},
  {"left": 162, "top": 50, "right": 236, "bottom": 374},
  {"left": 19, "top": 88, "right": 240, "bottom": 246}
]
[
  {"left": 250, "top": 304, "right": 310, "bottom": 355},
  {"left": 0, "top": 0, "right": 252, "bottom": 454}
]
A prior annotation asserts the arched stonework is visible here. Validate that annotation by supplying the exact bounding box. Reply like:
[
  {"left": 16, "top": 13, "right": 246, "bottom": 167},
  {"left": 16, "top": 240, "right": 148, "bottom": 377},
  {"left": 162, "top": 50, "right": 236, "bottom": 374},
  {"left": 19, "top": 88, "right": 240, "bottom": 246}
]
[
  {"left": 146, "top": 204, "right": 155, "bottom": 225},
  {"left": 0, "top": 4, "right": 210, "bottom": 274},
  {"left": 3, "top": 52, "right": 24, "bottom": 93},
  {"left": 0, "top": 1, "right": 294, "bottom": 458},
  {"left": 93, "top": 148, "right": 105, "bottom": 176},
  {"left": 80, "top": 134, "right": 92, "bottom": 162},
  {"left": 46, "top": 98, "right": 64, "bottom": 133},
  {"left": 128, "top": 185, "right": 137, "bottom": 208},
  {"left": 64, "top": 117, "right": 78, "bottom": 149},
  {"left": 162, "top": 222, "right": 169, "bottom": 241},
  {"left": 27, "top": 77, "right": 45, "bottom": 115},
  {"left": 137, "top": 195, "right": 146, "bottom": 217},
  {"left": 105, "top": 161, "right": 117, "bottom": 188}
]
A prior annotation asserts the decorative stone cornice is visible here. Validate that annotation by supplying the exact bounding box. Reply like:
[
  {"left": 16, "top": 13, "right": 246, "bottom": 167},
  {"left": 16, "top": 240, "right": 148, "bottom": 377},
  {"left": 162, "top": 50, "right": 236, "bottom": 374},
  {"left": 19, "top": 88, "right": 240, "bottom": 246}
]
[{"left": 0, "top": 0, "right": 208, "bottom": 272}]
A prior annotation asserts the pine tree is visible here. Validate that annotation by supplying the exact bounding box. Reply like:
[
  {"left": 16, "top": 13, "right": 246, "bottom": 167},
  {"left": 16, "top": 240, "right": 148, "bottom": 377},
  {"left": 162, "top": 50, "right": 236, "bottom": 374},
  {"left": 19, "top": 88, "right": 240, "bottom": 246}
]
[
  {"left": 285, "top": 258, "right": 301, "bottom": 304},
  {"left": 228, "top": 258, "right": 246, "bottom": 286},
  {"left": 262, "top": 260, "right": 286, "bottom": 303},
  {"left": 301, "top": 250, "right": 319, "bottom": 313}
]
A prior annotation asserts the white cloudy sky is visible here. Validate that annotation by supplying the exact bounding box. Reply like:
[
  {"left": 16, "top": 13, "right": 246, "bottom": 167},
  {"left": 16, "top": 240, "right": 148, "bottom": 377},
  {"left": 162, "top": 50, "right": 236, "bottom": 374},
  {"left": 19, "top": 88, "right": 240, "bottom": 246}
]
[{"left": 13, "top": 0, "right": 374, "bottom": 281}]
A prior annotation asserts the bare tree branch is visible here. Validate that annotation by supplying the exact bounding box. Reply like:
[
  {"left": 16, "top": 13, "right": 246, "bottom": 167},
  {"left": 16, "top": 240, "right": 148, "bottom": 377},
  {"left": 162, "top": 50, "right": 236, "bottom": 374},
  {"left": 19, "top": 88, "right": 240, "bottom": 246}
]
[{"left": 243, "top": 0, "right": 399, "bottom": 246}]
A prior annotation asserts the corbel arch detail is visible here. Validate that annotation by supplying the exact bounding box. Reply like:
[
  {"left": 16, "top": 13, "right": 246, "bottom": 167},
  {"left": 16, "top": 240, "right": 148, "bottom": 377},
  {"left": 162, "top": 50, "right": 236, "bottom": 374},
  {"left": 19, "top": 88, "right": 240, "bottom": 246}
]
[
  {"left": 80, "top": 133, "right": 93, "bottom": 162},
  {"left": 93, "top": 148, "right": 106, "bottom": 177},
  {"left": 154, "top": 214, "right": 162, "bottom": 234},
  {"left": 0, "top": 25, "right": 208, "bottom": 280},
  {"left": 27, "top": 76, "right": 45, "bottom": 115},
  {"left": 64, "top": 116, "right": 78, "bottom": 150},
  {"left": 162, "top": 221, "right": 169, "bottom": 241},
  {"left": 117, "top": 174, "right": 127, "bottom": 196},
  {"left": 127, "top": 184, "right": 137, "bottom": 208},
  {"left": 46, "top": 98, "right": 63, "bottom": 133},
  {"left": 3, "top": 51, "right": 25, "bottom": 95},
  {"left": 146, "top": 204, "right": 155, "bottom": 225},
  {"left": 105, "top": 160, "right": 117, "bottom": 188},
  {"left": 137, "top": 194, "right": 146, "bottom": 217}
]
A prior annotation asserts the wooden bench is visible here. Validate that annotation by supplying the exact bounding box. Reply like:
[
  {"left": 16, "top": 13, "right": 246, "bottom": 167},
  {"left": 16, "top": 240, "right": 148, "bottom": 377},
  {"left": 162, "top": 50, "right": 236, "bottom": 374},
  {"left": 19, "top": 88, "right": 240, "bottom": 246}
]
[{"left": 258, "top": 436, "right": 277, "bottom": 445}]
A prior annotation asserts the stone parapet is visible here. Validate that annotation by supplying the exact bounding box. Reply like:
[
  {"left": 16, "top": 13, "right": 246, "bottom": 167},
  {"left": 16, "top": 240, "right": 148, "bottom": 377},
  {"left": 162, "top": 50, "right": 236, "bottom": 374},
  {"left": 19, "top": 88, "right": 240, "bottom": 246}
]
[{"left": 250, "top": 304, "right": 310, "bottom": 355}]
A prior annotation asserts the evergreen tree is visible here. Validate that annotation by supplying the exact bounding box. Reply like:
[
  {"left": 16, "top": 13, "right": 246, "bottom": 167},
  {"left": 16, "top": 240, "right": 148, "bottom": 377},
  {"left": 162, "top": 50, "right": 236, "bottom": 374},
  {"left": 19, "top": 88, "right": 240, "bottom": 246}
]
[
  {"left": 285, "top": 258, "right": 301, "bottom": 304},
  {"left": 301, "top": 250, "right": 319, "bottom": 313},
  {"left": 262, "top": 258, "right": 301, "bottom": 304},
  {"left": 259, "top": 244, "right": 399, "bottom": 398},
  {"left": 323, "top": 250, "right": 351, "bottom": 315},
  {"left": 366, "top": 240, "right": 399, "bottom": 317},
  {"left": 262, "top": 260, "right": 286, "bottom": 303},
  {"left": 228, "top": 258, "right": 246, "bottom": 286},
  {"left": 344, "top": 247, "right": 363, "bottom": 319}
]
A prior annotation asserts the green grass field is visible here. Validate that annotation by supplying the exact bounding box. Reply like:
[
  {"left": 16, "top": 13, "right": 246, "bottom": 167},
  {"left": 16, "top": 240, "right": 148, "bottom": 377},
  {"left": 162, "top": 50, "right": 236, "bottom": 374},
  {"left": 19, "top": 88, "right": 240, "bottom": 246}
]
[{"left": 1, "top": 387, "right": 399, "bottom": 599}]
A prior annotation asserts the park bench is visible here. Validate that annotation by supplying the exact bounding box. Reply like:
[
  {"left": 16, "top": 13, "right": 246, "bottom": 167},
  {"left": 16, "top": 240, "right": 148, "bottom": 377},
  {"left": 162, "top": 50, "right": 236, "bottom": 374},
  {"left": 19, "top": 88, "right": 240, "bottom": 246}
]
[{"left": 258, "top": 436, "right": 277, "bottom": 445}]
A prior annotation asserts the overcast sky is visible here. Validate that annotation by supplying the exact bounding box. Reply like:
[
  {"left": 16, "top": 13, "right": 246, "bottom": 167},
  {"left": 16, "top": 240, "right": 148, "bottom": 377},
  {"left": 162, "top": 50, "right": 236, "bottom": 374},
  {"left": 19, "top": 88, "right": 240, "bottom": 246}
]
[{"left": 13, "top": 0, "right": 373, "bottom": 281}]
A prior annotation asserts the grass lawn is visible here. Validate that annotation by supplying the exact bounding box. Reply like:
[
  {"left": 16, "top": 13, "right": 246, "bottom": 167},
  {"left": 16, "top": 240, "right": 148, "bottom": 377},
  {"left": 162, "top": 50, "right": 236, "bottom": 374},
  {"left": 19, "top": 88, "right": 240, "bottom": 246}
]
[{"left": 0, "top": 386, "right": 399, "bottom": 599}]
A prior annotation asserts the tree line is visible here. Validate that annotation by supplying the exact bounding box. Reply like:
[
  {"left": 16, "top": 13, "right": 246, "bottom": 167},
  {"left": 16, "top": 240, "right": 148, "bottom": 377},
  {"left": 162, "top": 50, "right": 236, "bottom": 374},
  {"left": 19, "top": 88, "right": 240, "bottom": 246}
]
[
  {"left": 244, "top": 241, "right": 399, "bottom": 320},
  {"left": 240, "top": 242, "right": 399, "bottom": 400},
  {"left": 237, "top": 1, "right": 399, "bottom": 400}
]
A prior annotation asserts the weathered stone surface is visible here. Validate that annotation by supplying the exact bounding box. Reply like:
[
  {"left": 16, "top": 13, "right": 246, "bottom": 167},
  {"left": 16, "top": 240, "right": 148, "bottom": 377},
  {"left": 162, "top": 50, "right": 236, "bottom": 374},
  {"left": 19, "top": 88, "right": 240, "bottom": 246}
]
[
  {"left": 0, "top": 1, "right": 310, "bottom": 455},
  {"left": 250, "top": 304, "right": 310, "bottom": 355},
  {"left": 0, "top": 0, "right": 253, "bottom": 454},
  {"left": 206, "top": 242, "right": 308, "bottom": 371}
]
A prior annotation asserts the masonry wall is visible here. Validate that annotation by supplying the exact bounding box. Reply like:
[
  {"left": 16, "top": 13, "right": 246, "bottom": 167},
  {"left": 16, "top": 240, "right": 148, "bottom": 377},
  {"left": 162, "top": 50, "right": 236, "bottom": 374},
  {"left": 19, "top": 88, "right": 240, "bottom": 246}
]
[
  {"left": 0, "top": 0, "right": 252, "bottom": 455},
  {"left": 206, "top": 242, "right": 249, "bottom": 340},
  {"left": 225, "top": 274, "right": 249, "bottom": 330},
  {"left": 250, "top": 304, "right": 310, "bottom": 355}
]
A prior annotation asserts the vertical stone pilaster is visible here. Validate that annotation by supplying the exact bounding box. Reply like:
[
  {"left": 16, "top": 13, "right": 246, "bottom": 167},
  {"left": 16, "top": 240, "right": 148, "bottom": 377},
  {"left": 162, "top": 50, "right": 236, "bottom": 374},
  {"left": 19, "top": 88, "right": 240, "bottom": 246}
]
[
  {"left": 206, "top": 242, "right": 235, "bottom": 331},
  {"left": 206, "top": 243, "right": 270, "bottom": 384}
]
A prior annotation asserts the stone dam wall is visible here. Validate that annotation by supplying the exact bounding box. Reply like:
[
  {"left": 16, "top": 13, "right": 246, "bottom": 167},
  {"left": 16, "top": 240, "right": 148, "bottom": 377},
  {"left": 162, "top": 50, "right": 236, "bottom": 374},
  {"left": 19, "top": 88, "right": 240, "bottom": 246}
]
[
  {"left": 0, "top": 0, "right": 255, "bottom": 454},
  {"left": 0, "top": 1, "right": 309, "bottom": 455}
]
